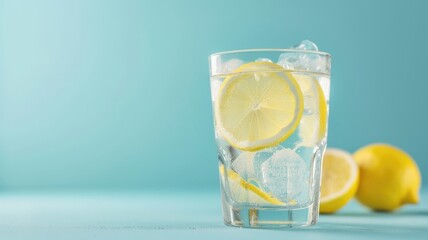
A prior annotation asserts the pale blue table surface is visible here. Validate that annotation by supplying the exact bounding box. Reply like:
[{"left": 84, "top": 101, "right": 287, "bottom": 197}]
[{"left": 0, "top": 189, "right": 427, "bottom": 240}]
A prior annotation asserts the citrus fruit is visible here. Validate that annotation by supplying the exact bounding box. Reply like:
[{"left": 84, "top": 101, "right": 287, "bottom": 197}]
[
  {"left": 320, "top": 148, "right": 359, "bottom": 213},
  {"left": 353, "top": 143, "right": 421, "bottom": 211},
  {"left": 293, "top": 74, "right": 328, "bottom": 146},
  {"left": 215, "top": 62, "right": 303, "bottom": 151},
  {"left": 219, "top": 165, "right": 283, "bottom": 205}
]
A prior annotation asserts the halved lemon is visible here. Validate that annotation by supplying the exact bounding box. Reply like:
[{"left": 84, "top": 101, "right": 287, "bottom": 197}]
[
  {"left": 293, "top": 74, "right": 328, "bottom": 146},
  {"left": 320, "top": 148, "right": 359, "bottom": 213},
  {"left": 219, "top": 165, "right": 283, "bottom": 205},
  {"left": 215, "top": 62, "right": 303, "bottom": 151}
]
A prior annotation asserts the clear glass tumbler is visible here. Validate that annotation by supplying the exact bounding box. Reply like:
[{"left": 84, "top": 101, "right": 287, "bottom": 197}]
[{"left": 208, "top": 48, "right": 331, "bottom": 228}]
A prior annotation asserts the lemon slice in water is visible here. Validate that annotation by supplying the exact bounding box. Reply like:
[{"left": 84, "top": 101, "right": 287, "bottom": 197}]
[
  {"left": 219, "top": 165, "right": 283, "bottom": 205},
  {"left": 215, "top": 62, "right": 303, "bottom": 151},
  {"left": 293, "top": 74, "right": 328, "bottom": 146}
]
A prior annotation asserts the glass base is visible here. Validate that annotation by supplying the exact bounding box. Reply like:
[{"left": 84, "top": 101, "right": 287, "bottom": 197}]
[{"left": 222, "top": 201, "right": 319, "bottom": 228}]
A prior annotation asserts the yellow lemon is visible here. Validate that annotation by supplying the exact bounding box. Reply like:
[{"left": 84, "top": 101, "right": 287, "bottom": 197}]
[
  {"left": 320, "top": 148, "right": 359, "bottom": 213},
  {"left": 293, "top": 74, "right": 328, "bottom": 146},
  {"left": 215, "top": 62, "right": 303, "bottom": 151},
  {"left": 353, "top": 144, "right": 421, "bottom": 211},
  {"left": 219, "top": 165, "right": 283, "bottom": 205}
]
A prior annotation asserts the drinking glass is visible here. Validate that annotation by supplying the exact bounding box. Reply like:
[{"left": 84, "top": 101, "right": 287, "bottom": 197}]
[{"left": 209, "top": 48, "right": 331, "bottom": 228}]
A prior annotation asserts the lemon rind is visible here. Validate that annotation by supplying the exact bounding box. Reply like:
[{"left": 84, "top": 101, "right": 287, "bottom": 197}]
[
  {"left": 219, "top": 165, "right": 283, "bottom": 205},
  {"left": 215, "top": 62, "right": 304, "bottom": 152}
]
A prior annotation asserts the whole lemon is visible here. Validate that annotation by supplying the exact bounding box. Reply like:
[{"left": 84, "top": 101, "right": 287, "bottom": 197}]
[{"left": 353, "top": 144, "right": 421, "bottom": 211}]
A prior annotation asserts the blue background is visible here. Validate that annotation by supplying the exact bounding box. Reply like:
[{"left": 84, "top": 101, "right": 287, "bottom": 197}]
[{"left": 0, "top": 0, "right": 426, "bottom": 191}]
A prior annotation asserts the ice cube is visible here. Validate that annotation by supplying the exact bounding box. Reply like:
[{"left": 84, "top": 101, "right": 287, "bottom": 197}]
[
  {"left": 277, "top": 52, "right": 299, "bottom": 70},
  {"left": 277, "top": 40, "right": 328, "bottom": 73},
  {"left": 221, "top": 59, "right": 244, "bottom": 74},
  {"left": 293, "top": 40, "right": 319, "bottom": 51},
  {"left": 258, "top": 148, "right": 310, "bottom": 203},
  {"left": 252, "top": 145, "right": 286, "bottom": 185},
  {"left": 217, "top": 138, "right": 240, "bottom": 164},
  {"left": 303, "top": 54, "right": 329, "bottom": 73},
  {"left": 231, "top": 151, "right": 256, "bottom": 180},
  {"left": 253, "top": 145, "right": 284, "bottom": 171}
]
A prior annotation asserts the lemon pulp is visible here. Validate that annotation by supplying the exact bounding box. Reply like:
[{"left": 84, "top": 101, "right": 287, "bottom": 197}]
[
  {"left": 215, "top": 62, "right": 303, "bottom": 151},
  {"left": 219, "top": 165, "right": 283, "bottom": 205},
  {"left": 293, "top": 74, "right": 328, "bottom": 146},
  {"left": 320, "top": 148, "right": 359, "bottom": 213}
]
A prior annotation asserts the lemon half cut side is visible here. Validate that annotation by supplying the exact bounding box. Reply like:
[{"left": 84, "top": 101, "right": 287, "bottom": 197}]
[{"left": 320, "top": 148, "right": 359, "bottom": 213}]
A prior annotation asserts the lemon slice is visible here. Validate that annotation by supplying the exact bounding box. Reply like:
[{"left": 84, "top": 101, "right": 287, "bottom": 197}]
[
  {"left": 219, "top": 165, "right": 283, "bottom": 205},
  {"left": 320, "top": 148, "right": 359, "bottom": 213},
  {"left": 215, "top": 62, "right": 303, "bottom": 151},
  {"left": 294, "top": 74, "right": 328, "bottom": 146}
]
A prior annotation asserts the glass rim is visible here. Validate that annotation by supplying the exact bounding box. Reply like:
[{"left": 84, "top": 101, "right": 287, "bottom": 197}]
[{"left": 210, "top": 48, "right": 331, "bottom": 58}]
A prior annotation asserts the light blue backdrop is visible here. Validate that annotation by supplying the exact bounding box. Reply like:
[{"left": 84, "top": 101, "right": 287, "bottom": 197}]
[{"left": 0, "top": 0, "right": 426, "bottom": 190}]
